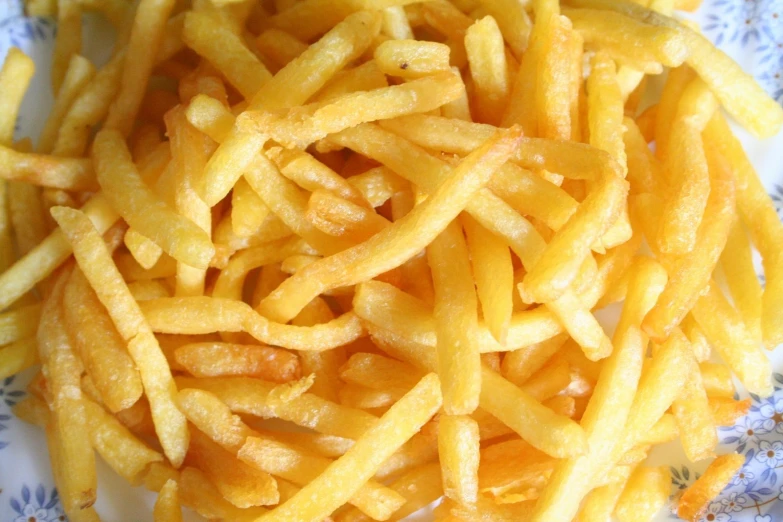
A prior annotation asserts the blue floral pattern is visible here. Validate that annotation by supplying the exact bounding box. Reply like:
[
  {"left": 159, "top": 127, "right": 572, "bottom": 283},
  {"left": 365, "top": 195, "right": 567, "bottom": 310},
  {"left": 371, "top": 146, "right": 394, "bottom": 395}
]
[{"left": 9, "top": 485, "right": 65, "bottom": 522}]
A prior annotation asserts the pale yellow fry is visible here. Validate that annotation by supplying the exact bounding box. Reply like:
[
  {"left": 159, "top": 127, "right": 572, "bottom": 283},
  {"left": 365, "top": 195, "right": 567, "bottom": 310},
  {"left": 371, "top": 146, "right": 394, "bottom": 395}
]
[
  {"left": 105, "top": 0, "right": 177, "bottom": 135},
  {"left": 720, "top": 220, "right": 763, "bottom": 343},
  {"left": 232, "top": 177, "right": 270, "bottom": 237},
  {"left": 50, "top": 206, "right": 188, "bottom": 466},
  {"left": 182, "top": 11, "right": 271, "bottom": 99},
  {"left": 185, "top": 94, "right": 235, "bottom": 143},
  {"left": 8, "top": 180, "right": 46, "bottom": 257},
  {"left": 475, "top": 0, "right": 530, "bottom": 56},
  {"left": 0, "top": 337, "right": 38, "bottom": 380},
  {"left": 93, "top": 129, "right": 214, "bottom": 270},
  {"left": 199, "top": 11, "right": 380, "bottom": 208},
  {"left": 381, "top": 6, "right": 414, "bottom": 39},
  {"left": 465, "top": 16, "right": 509, "bottom": 125},
  {"left": 255, "top": 29, "right": 308, "bottom": 69},
  {"left": 83, "top": 398, "right": 163, "bottom": 484},
  {"left": 125, "top": 228, "right": 163, "bottom": 271},
  {"left": 140, "top": 296, "right": 364, "bottom": 351},
  {"left": 588, "top": 51, "right": 627, "bottom": 175},
  {"left": 692, "top": 281, "right": 772, "bottom": 396},
  {"left": 704, "top": 114, "right": 783, "bottom": 347},
  {"left": 642, "top": 144, "right": 735, "bottom": 341},
  {"left": 0, "top": 48, "right": 34, "bottom": 145},
  {"left": 530, "top": 256, "right": 666, "bottom": 522},
  {"left": 564, "top": 0, "right": 783, "bottom": 138},
  {"left": 614, "top": 466, "right": 670, "bottom": 522},
  {"left": 0, "top": 194, "right": 118, "bottom": 311},
  {"left": 536, "top": 12, "right": 572, "bottom": 140},
  {"left": 670, "top": 328, "right": 717, "bottom": 463},
  {"left": 38, "top": 54, "right": 95, "bottom": 153},
  {"left": 166, "top": 107, "right": 211, "bottom": 296},
  {"left": 563, "top": 7, "right": 688, "bottom": 67},
  {"left": 438, "top": 415, "right": 480, "bottom": 504},
  {"left": 255, "top": 373, "right": 442, "bottom": 522},
  {"left": 252, "top": 10, "right": 382, "bottom": 111},
  {"left": 373, "top": 39, "right": 451, "bottom": 79},
  {"left": 51, "top": 0, "right": 81, "bottom": 95},
  {"left": 462, "top": 213, "right": 513, "bottom": 344},
  {"left": 153, "top": 480, "right": 182, "bottom": 522},
  {"left": 313, "top": 61, "right": 389, "bottom": 103},
  {"left": 244, "top": 71, "right": 464, "bottom": 149},
  {"left": 258, "top": 126, "right": 523, "bottom": 323},
  {"left": 0, "top": 146, "right": 97, "bottom": 190},
  {"left": 38, "top": 270, "right": 98, "bottom": 517},
  {"left": 428, "top": 220, "right": 481, "bottom": 415},
  {"left": 63, "top": 269, "right": 143, "bottom": 412},
  {"left": 53, "top": 52, "right": 125, "bottom": 157},
  {"left": 0, "top": 302, "right": 40, "bottom": 346}
]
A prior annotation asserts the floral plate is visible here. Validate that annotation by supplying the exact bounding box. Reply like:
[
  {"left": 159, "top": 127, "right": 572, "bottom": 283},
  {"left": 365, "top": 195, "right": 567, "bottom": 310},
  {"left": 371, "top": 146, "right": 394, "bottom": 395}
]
[{"left": 1, "top": 1, "right": 783, "bottom": 521}]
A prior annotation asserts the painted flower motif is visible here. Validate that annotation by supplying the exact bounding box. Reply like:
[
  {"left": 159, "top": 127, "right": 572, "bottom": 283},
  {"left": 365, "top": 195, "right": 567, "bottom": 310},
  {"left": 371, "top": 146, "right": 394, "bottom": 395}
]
[
  {"left": 732, "top": 469, "right": 756, "bottom": 486},
  {"left": 755, "top": 440, "right": 783, "bottom": 467},
  {"left": 0, "top": 375, "right": 25, "bottom": 407},
  {"left": 757, "top": 397, "right": 783, "bottom": 434},
  {"left": 724, "top": 416, "right": 771, "bottom": 452},
  {"left": 756, "top": 515, "right": 774, "bottom": 522},
  {"left": 721, "top": 493, "right": 749, "bottom": 512},
  {"left": 702, "top": 501, "right": 733, "bottom": 522},
  {"left": 9, "top": 485, "right": 61, "bottom": 522},
  {"left": 12, "top": 503, "right": 49, "bottom": 522}
]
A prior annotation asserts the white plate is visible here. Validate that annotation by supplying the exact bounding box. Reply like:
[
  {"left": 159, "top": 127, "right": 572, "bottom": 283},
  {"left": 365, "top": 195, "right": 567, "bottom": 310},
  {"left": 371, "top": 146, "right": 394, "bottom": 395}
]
[{"left": 1, "top": 1, "right": 782, "bottom": 520}]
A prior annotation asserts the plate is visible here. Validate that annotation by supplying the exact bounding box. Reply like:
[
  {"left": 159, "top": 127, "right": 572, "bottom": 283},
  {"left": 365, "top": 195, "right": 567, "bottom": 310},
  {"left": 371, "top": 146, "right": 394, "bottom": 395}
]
[{"left": 0, "top": 2, "right": 782, "bottom": 521}]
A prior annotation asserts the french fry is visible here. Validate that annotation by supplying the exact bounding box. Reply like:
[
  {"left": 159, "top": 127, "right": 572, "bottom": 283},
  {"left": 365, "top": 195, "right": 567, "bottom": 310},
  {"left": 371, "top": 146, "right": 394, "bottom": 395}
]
[
  {"left": 306, "top": 190, "right": 390, "bottom": 242},
  {"left": 174, "top": 342, "right": 300, "bottom": 382},
  {"left": 188, "top": 428, "right": 279, "bottom": 508},
  {"left": 51, "top": 0, "right": 82, "bottom": 96},
  {"left": 564, "top": 0, "right": 783, "bottom": 137},
  {"left": 258, "top": 126, "right": 522, "bottom": 323},
  {"left": 177, "top": 375, "right": 377, "bottom": 440},
  {"left": 536, "top": 13, "right": 572, "bottom": 140},
  {"left": 291, "top": 297, "right": 346, "bottom": 402},
  {"left": 51, "top": 206, "right": 188, "bottom": 466},
  {"left": 438, "top": 415, "right": 480, "bottom": 504},
  {"left": 587, "top": 52, "right": 626, "bottom": 175},
  {"left": 462, "top": 214, "right": 513, "bottom": 344},
  {"left": 614, "top": 466, "right": 670, "bottom": 522},
  {"left": 83, "top": 398, "right": 163, "bottom": 484},
  {"left": 0, "top": 146, "right": 97, "bottom": 191},
  {"left": 105, "top": 0, "right": 178, "bottom": 135},
  {"left": 670, "top": 328, "right": 717, "bottom": 462},
  {"left": 314, "top": 61, "right": 389, "bottom": 103},
  {"left": 677, "top": 453, "right": 744, "bottom": 521},
  {"left": 93, "top": 129, "right": 214, "bottom": 269},
  {"left": 643, "top": 143, "right": 735, "bottom": 341},
  {"left": 704, "top": 114, "right": 783, "bottom": 347},
  {"left": 428, "top": 220, "right": 481, "bottom": 414},
  {"left": 177, "top": 466, "right": 268, "bottom": 521},
  {"left": 530, "top": 256, "right": 666, "bottom": 522},
  {"left": 245, "top": 71, "right": 464, "bottom": 149},
  {"left": 38, "top": 54, "right": 96, "bottom": 154},
  {"left": 182, "top": 11, "right": 271, "bottom": 100},
  {"left": 37, "top": 269, "right": 98, "bottom": 519},
  {"left": 140, "top": 296, "right": 364, "bottom": 351},
  {"left": 256, "top": 29, "right": 308, "bottom": 69},
  {"left": 465, "top": 16, "right": 509, "bottom": 125},
  {"left": 250, "top": 373, "right": 441, "bottom": 522},
  {"left": 0, "top": 337, "right": 38, "bottom": 380},
  {"left": 153, "top": 480, "right": 182, "bottom": 522},
  {"left": 381, "top": 5, "right": 414, "bottom": 39},
  {"left": 474, "top": 0, "right": 530, "bottom": 56},
  {"left": 165, "top": 106, "right": 212, "bottom": 296},
  {"left": 710, "top": 397, "right": 752, "bottom": 427},
  {"left": 63, "top": 268, "right": 143, "bottom": 412},
  {"left": 691, "top": 281, "right": 772, "bottom": 396},
  {"left": 0, "top": 49, "right": 34, "bottom": 146},
  {"left": 720, "top": 220, "right": 763, "bottom": 343},
  {"left": 124, "top": 228, "right": 163, "bottom": 271},
  {"left": 564, "top": 7, "right": 688, "bottom": 67},
  {"left": 374, "top": 39, "right": 451, "bottom": 79},
  {"left": 700, "top": 362, "right": 735, "bottom": 399}
]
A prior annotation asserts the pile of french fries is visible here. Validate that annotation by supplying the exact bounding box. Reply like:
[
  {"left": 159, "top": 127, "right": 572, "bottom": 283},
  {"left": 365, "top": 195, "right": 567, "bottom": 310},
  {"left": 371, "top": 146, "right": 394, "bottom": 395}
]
[{"left": 1, "top": 0, "right": 782, "bottom": 520}]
